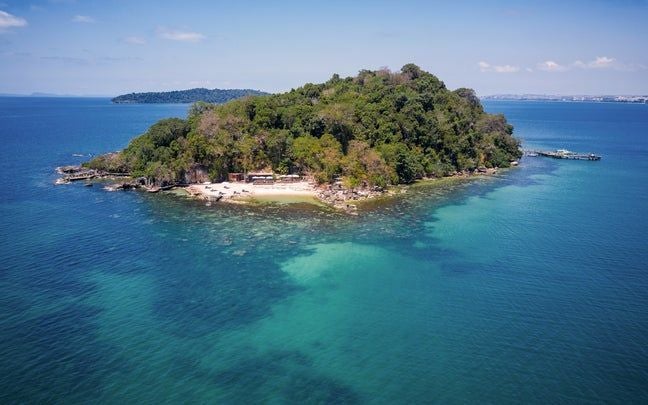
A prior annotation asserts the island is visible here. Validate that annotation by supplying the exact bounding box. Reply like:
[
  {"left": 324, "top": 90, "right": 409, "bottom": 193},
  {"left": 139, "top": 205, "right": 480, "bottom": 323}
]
[
  {"left": 111, "top": 88, "right": 269, "bottom": 104},
  {"left": 73, "top": 64, "right": 522, "bottom": 210}
]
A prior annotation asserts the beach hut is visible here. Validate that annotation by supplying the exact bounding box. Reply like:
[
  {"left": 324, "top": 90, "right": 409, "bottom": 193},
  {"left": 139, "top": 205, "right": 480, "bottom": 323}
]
[
  {"left": 245, "top": 172, "right": 274, "bottom": 183},
  {"left": 228, "top": 173, "right": 244, "bottom": 182},
  {"left": 246, "top": 172, "right": 274, "bottom": 183},
  {"left": 279, "top": 174, "right": 301, "bottom": 183}
]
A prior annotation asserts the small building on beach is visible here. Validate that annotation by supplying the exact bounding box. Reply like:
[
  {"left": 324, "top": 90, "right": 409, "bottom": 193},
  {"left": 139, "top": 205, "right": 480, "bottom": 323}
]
[
  {"left": 246, "top": 172, "right": 274, "bottom": 184},
  {"left": 228, "top": 173, "right": 244, "bottom": 182},
  {"left": 278, "top": 174, "right": 301, "bottom": 182}
]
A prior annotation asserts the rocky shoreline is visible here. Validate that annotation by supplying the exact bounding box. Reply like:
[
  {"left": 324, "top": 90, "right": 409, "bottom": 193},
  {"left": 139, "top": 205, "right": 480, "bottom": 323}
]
[
  {"left": 315, "top": 183, "right": 387, "bottom": 212},
  {"left": 315, "top": 166, "right": 500, "bottom": 211},
  {"left": 55, "top": 165, "right": 504, "bottom": 213}
]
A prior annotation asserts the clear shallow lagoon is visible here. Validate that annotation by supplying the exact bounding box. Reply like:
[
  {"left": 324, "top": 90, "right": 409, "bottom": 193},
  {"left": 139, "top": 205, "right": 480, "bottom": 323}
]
[{"left": 1, "top": 98, "right": 647, "bottom": 403}]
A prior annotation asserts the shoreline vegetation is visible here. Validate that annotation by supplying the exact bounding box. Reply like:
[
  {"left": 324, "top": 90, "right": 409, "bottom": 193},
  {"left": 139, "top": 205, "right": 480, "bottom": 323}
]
[{"left": 67, "top": 64, "right": 522, "bottom": 212}]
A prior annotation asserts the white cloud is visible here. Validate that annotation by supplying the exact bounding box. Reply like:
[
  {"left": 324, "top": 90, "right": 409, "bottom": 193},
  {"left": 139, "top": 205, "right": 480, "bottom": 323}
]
[
  {"left": 0, "top": 10, "right": 27, "bottom": 31},
  {"left": 588, "top": 56, "right": 614, "bottom": 68},
  {"left": 478, "top": 61, "right": 520, "bottom": 73},
  {"left": 484, "top": 56, "right": 644, "bottom": 75},
  {"left": 537, "top": 56, "right": 645, "bottom": 72},
  {"left": 72, "top": 15, "right": 95, "bottom": 23},
  {"left": 478, "top": 61, "right": 490, "bottom": 71},
  {"left": 494, "top": 65, "right": 520, "bottom": 73},
  {"left": 157, "top": 27, "right": 205, "bottom": 42},
  {"left": 573, "top": 56, "right": 615, "bottom": 69},
  {"left": 537, "top": 60, "right": 567, "bottom": 72},
  {"left": 124, "top": 36, "right": 146, "bottom": 45}
]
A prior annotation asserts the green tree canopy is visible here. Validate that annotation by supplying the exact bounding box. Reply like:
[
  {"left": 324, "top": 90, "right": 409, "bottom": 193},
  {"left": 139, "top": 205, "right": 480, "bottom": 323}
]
[{"left": 87, "top": 64, "right": 522, "bottom": 186}]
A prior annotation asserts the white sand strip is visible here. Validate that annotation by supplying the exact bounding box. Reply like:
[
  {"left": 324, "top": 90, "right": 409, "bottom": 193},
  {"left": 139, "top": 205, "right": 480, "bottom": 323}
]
[{"left": 185, "top": 181, "right": 318, "bottom": 201}]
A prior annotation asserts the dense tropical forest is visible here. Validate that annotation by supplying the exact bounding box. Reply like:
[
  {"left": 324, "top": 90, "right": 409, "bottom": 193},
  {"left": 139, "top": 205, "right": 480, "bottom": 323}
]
[
  {"left": 111, "top": 88, "right": 268, "bottom": 104},
  {"left": 89, "top": 64, "right": 522, "bottom": 188}
]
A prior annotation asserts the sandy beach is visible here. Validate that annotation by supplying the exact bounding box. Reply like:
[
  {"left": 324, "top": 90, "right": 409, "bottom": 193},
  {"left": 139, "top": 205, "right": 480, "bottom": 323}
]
[{"left": 185, "top": 181, "right": 318, "bottom": 202}]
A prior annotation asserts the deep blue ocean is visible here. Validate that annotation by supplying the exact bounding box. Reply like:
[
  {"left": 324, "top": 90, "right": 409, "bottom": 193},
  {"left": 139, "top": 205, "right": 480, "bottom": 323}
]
[{"left": 1, "top": 97, "right": 647, "bottom": 403}]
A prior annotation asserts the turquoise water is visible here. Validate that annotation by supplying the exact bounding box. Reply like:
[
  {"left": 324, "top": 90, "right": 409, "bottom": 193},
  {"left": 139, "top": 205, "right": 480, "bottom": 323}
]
[{"left": 1, "top": 98, "right": 647, "bottom": 403}]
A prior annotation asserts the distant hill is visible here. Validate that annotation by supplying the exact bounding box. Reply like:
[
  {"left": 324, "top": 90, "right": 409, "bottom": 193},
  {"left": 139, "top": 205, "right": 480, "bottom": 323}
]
[
  {"left": 0, "top": 92, "right": 78, "bottom": 97},
  {"left": 111, "top": 88, "right": 270, "bottom": 104},
  {"left": 482, "top": 94, "right": 648, "bottom": 103}
]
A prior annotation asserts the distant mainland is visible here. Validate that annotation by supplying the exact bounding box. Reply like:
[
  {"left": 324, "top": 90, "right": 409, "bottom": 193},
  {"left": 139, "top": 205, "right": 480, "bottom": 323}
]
[
  {"left": 482, "top": 94, "right": 648, "bottom": 104},
  {"left": 58, "top": 64, "right": 523, "bottom": 211},
  {"left": 111, "top": 88, "right": 269, "bottom": 104}
]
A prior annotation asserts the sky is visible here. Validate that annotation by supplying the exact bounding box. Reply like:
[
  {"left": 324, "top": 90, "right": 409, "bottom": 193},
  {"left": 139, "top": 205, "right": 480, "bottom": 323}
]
[{"left": 1, "top": 0, "right": 647, "bottom": 96}]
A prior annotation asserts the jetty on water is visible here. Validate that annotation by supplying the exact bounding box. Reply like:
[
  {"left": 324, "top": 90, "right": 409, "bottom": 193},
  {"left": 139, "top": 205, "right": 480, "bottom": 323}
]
[
  {"left": 55, "top": 165, "right": 131, "bottom": 185},
  {"left": 524, "top": 149, "right": 601, "bottom": 161}
]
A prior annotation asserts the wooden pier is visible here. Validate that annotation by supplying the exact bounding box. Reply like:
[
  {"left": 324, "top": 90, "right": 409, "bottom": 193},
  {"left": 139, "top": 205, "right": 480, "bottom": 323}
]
[
  {"left": 524, "top": 149, "right": 601, "bottom": 161},
  {"left": 55, "top": 165, "right": 134, "bottom": 185}
]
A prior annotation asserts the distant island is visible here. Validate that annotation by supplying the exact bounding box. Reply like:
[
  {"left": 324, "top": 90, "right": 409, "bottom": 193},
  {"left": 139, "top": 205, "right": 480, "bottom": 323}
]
[
  {"left": 482, "top": 94, "right": 648, "bottom": 104},
  {"left": 0, "top": 92, "right": 108, "bottom": 98},
  {"left": 111, "top": 88, "right": 269, "bottom": 104},
  {"left": 74, "top": 64, "right": 521, "bottom": 210}
]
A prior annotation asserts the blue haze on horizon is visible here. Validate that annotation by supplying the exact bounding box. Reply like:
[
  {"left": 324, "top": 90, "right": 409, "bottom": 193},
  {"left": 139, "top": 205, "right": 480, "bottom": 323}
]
[{"left": 0, "top": 0, "right": 647, "bottom": 96}]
